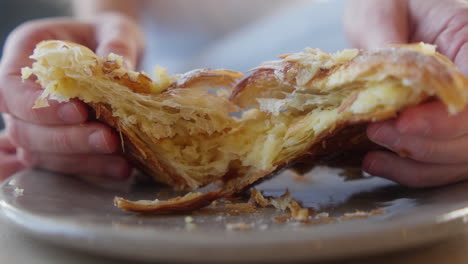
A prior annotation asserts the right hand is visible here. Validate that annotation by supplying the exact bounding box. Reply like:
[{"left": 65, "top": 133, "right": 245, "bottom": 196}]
[
  {"left": 0, "top": 13, "right": 145, "bottom": 180},
  {"left": 344, "top": 0, "right": 468, "bottom": 188}
]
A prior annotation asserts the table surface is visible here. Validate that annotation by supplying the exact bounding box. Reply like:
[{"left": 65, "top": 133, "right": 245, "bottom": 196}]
[{"left": 0, "top": 222, "right": 466, "bottom": 264}]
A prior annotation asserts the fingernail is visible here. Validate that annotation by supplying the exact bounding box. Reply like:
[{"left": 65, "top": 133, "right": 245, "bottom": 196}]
[
  {"left": 105, "top": 161, "right": 130, "bottom": 179},
  {"left": 58, "top": 103, "right": 84, "bottom": 124},
  {"left": 368, "top": 123, "right": 400, "bottom": 148},
  {"left": 89, "top": 130, "right": 113, "bottom": 153}
]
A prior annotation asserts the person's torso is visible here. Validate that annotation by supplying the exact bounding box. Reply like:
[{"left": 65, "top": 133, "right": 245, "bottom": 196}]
[{"left": 138, "top": 0, "right": 348, "bottom": 73}]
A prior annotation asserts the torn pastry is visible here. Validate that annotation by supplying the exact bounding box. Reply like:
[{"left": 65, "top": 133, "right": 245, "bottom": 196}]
[{"left": 23, "top": 41, "right": 468, "bottom": 213}]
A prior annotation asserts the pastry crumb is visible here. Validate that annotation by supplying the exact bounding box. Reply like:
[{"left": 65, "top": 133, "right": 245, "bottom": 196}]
[
  {"left": 316, "top": 212, "right": 329, "bottom": 218},
  {"left": 274, "top": 216, "right": 290, "bottom": 223},
  {"left": 288, "top": 200, "right": 311, "bottom": 222},
  {"left": 250, "top": 189, "right": 292, "bottom": 211},
  {"left": 341, "top": 210, "right": 371, "bottom": 220},
  {"left": 370, "top": 209, "right": 386, "bottom": 215},
  {"left": 340, "top": 209, "right": 386, "bottom": 221},
  {"left": 14, "top": 187, "right": 24, "bottom": 197},
  {"left": 226, "top": 222, "right": 251, "bottom": 231},
  {"left": 225, "top": 203, "right": 257, "bottom": 213},
  {"left": 250, "top": 189, "right": 270, "bottom": 207}
]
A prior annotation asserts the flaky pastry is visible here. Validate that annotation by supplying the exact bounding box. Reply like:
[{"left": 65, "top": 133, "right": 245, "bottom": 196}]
[{"left": 23, "top": 41, "right": 468, "bottom": 213}]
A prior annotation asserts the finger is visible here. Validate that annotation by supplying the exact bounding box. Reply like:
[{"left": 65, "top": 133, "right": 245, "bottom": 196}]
[
  {"left": 432, "top": 10, "right": 468, "bottom": 75},
  {"left": 393, "top": 101, "right": 468, "bottom": 139},
  {"left": 363, "top": 151, "right": 468, "bottom": 188},
  {"left": 0, "top": 19, "right": 94, "bottom": 76},
  {"left": 367, "top": 120, "right": 468, "bottom": 164},
  {"left": 17, "top": 149, "right": 131, "bottom": 180},
  {"left": 0, "top": 154, "right": 25, "bottom": 181},
  {"left": 94, "top": 13, "right": 145, "bottom": 70},
  {"left": 344, "top": 0, "right": 409, "bottom": 49},
  {"left": 0, "top": 78, "right": 88, "bottom": 124},
  {"left": 367, "top": 121, "right": 468, "bottom": 164},
  {"left": 0, "top": 19, "right": 93, "bottom": 123},
  {"left": 5, "top": 116, "right": 119, "bottom": 154}
]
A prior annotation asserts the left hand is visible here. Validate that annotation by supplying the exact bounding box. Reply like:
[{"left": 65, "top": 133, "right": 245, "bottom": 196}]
[{"left": 344, "top": 0, "right": 468, "bottom": 187}]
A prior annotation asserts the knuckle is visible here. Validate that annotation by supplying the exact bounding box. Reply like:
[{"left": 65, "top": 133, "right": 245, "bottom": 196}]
[
  {"left": 50, "top": 131, "right": 73, "bottom": 152},
  {"left": 436, "top": 10, "right": 468, "bottom": 60}
]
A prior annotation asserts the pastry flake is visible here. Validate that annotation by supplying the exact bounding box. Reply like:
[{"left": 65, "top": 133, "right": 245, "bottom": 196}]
[{"left": 23, "top": 41, "right": 468, "bottom": 213}]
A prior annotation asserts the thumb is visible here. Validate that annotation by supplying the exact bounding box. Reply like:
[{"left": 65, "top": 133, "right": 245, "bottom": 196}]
[
  {"left": 94, "top": 13, "right": 145, "bottom": 70},
  {"left": 344, "top": 0, "right": 409, "bottom": 49}
]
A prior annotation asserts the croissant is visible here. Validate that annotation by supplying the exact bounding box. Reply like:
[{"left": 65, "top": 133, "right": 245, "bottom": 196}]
[{"left": 22, "top": 41, "right": 468, "bottom": 213}]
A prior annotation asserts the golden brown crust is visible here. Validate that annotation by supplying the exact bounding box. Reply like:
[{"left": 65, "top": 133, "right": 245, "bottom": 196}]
[
  {"left": 171, "top": 69, "right": 244, "bottom": 90},
  {"left": 89, "top": 103, "right": 190, "bottom": 188},
  {"left": 231, "top": 47, "right": 468, "bottom": 114},
  {"left": 114, "top": 191, "right": 224, "bottom": 213},
  {"left": 219, "top": 46, "right": 467, "bottom": 196},
  {"left": 24, "top": 41, "right": 468, "bottom": 214},
  {"left": 89, "top": 66, "right": 243, "bottom": 191}
]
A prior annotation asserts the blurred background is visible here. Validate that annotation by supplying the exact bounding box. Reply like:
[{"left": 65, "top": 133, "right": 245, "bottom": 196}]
[{"left": 0, "top": 0, "right": 71, "bottom": 58}]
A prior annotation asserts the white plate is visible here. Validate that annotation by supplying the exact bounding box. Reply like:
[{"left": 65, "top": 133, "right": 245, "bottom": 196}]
[{"left": 1, "top": 167, "right": 468, "bottom": 262}]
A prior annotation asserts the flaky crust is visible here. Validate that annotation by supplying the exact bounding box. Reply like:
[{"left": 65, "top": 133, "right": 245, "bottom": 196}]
[
  {"left": 24, "top": 41, "right": 468, "bottom": 213},
  {"left": 89, "top": 102, "right": 189, "bottom": 187},
  {"left": 114, "top": 191, "right": 224, "bottom": 213},
  {"left": 86, "top": 67, "right": 243, "bottom": 190},
  {"left": 231, "top": 46, "right": 467, "bottom": 114},
  {"left": 221, "top": 45, "right": 468, "bottom": 194}
]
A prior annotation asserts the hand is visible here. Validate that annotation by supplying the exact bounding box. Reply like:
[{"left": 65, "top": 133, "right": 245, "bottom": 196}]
[
  {"left": 344, "top": 0, "right": 468, "bottom": 187},
  {"left": 0, "top": 13, "right": 145, "bottom": 180}
]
